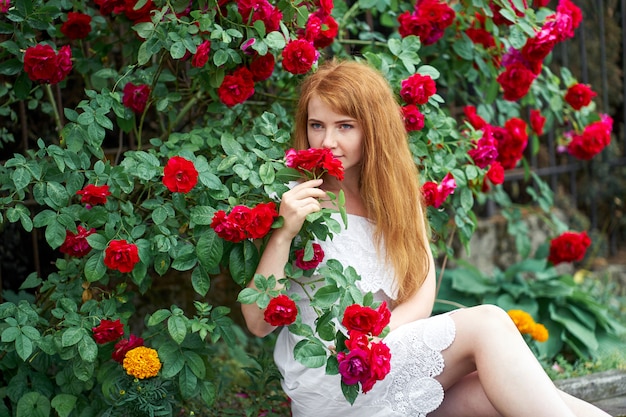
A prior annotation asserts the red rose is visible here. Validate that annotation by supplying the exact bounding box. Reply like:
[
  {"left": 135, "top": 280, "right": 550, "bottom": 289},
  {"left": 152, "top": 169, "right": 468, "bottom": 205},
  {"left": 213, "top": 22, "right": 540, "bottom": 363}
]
[
  {"left": 486, "top": 161, "right": 505, "bottom": 185},
  {"left": 466, "top": 27, "right": 496, "bottom": 49},
  {"left": 247, "top": 202, "right": 278, "bottom": 239},
  {"left": 337, "top": 348, "right": 371, "bottom": 386},
  {"left": 211, "top": 202, "right": 278, "bottom": 242},
  {"left": 112, "top": 334, "right": 144, "bottom": 363},
  {"left": 400, "top": 73, "right": 436, "bottom": 105},
  {"left": 422, "top": 172, "right": 456, "bottom": 208},
  {"left": 249, "top": 53, "right": 275, "bottom": 81},
  {"left": 463, "top": 105, "right": 487, "bottom": 130},
  {"left": 122, "top": 82, "right": 151, "bottom": 114},
  {"left": 76, "top": 184, "right": 111, "bottom": 206},
  {"left": 304, "top": 11, "right": 338, "bottom": 49},
  {"left": 421, "top": 182, "right": 439, "bottom": 207},
  {"left": 162, "top": 156, "right": 198, "bottom": 193},
  {"left": 294, "top": 242, "right": 325, "bottom": 270},
  {"left": 264, "top": 294, "right": 298, "bottom": 326},
  {"left": 494, "top": 118, "right": 528, "bottom": 169},
  {"left": 521, "top": 26, "right": 558, "bottom": 64},
  {"left": 92, "top": 319, "right": 125, "bottom": 344},
  {"left": 398, "top": 0, "right": 455, "bottom": 45},
  {"left": 191, "top": 40, "right": 211, "bottom": 68},
  {"left": 567, "top": 115, "right": 612, "bottom": 160},
  {"left": 285, "top": 148, "right": 344, "bottom": 181},
  {"left": 121, "top": 0, "right": 155, "bottom": 23},
  {"left": 497, "top": 63, "right": 536, "bottom": 101},
  {"left": 530, "top": 109, "right": 546, "bottom": 136},
  {"left": 1, "top": 0, "right": 10, "bottom": 12},
  {"left": 211, "top": 210, "right": 247, "bottom": 242},
  {"left": 60, "top": 225, "right": 96, "bottom": 257},
  {"left": 217, "top": 67, "right": 255, "bottom": 107},
  {"left": 23, "top": 44, "right": 72, "bottom": 85},
  {"left": 237, "top": 0, "right": 282, "bottom": 32},
  {"left": 345, "top": 331, "right": 370, "bottom": 351},
  {"left": 104, "top": 239, "right": 140, "bottom": 273},
  {"left": 548, "top": 231, "right": 591, "bottom": 265},
  {"left": 94, "top": 0, "right": 119, "bottom": 15},
  {"left": 564, "top": 83, "right": 597, "bottom": 110},
  {"left": 61, "top": 12, "right": 92, "bottom": 40},
  {"left": 364, "top": 341, "right": 391, "bottom": 390},
  {"left": 342, "top": 302, "right": 390, "bottom": 336},
  {"left": 401, "top": 105, "right": 425, "bottom": 131},
  {"left": 282, "top": 39, "right": 318, "bottom": 75},
  {"left": 468, "top": 136, "right": 498, "bottom": 169}
]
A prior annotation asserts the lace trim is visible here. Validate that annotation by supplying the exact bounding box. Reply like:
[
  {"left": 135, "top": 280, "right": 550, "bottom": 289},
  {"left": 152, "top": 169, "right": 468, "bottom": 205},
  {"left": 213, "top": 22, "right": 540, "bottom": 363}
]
[{"left": 372, "top": 314, "right": 456, "bottom": 415}]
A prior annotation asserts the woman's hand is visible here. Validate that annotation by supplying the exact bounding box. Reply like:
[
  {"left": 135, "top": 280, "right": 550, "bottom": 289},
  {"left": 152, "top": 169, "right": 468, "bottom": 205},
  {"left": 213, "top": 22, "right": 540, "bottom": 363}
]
[{"left": 276, "top": 179, "right": 327, "bottom": 239}]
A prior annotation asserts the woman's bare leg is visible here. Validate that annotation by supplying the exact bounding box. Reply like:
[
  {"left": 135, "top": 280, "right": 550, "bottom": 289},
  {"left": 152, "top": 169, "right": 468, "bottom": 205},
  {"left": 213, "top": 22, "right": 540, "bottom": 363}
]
[{"left": 431, "top": 305, "right": 611, "bottom": 417}]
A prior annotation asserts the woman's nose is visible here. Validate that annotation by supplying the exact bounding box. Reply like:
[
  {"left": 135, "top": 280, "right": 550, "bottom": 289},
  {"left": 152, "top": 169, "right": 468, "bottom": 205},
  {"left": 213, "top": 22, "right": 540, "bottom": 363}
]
[{"left": 321, "top": 131, "right": 337, "bottom": 148}]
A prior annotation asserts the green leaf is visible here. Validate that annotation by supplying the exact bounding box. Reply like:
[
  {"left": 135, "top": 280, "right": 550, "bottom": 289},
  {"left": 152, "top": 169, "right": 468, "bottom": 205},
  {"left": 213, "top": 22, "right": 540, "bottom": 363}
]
[
  {"left": 19, "top": 273, "right": 42, "bottom": 290},
  {"left": 178, "top": 365, "right": 198, "bottom": 399},
  {"left": 1, "top": 326, "right": 19, "bottom": 342},
  {"left": 196, "top": 231, "right": 223, "bottom": 270},
  {"left": 191, "top": 265, "right": 211, "bottom": 297},
  {"left": 147, "top": 309, "right": 172, "bottom": 326},
  {"left": 15, "top": 333, "right": 33, "bottom": 361},
  {"left": 51, "top": 394, "right": 77, "bottom": 417},
  {"left": 84, "top": 252, "right": 107, "bottom": 282},
  {"left": 16, "top": 392, "right": 50, "bottom": 417},
  {"left": 237, "top": 287, "right": 260, "bottom": 304},
  {"left": 293, "top": 339, "right": 327, "bottom": 368},
  {"left": 11, "top": 167, "right": 31, "bottom": 191},
  {"left": 78, "top": 336, "right": 98, "bottom": 362},
  {"left": 190, "top": 206, "right": 216, "bottom": 225},
  {"left": 340, "top": 381, "right": 359, "bottom": 405},
  {"left": 45, "top": 221, "right": 67, "bottom": 249},
  {"left": 311, "top": 285, "right": 340, "bottom": 309},
  {"left": 168, "top": 315, "right": 188, "bottom": 344},
  {"left": 62, "top": 327, "right": 85, "bottom": 347},
  {"left": 85, "top": 234, "right": 107, "bottom": 251},
  {"left": 184, "top": 350, "right": 206, "bottom": 379}
]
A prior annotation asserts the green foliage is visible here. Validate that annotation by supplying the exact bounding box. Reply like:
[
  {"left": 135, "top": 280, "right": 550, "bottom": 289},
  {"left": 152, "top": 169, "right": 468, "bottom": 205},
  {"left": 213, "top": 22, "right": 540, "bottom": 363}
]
[{"left": 0, "top": 0, "right": 623, "bottom": 414}]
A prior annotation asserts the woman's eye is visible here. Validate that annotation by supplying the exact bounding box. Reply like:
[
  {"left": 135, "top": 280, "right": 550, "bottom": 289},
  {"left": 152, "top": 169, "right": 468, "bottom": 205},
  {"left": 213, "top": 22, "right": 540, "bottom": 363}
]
[
  {"left": 310, "top": 123, "right": 322, "bottom": 129},
  {"left": 340, "top": 124, "right": 353, "bottom": 129}
]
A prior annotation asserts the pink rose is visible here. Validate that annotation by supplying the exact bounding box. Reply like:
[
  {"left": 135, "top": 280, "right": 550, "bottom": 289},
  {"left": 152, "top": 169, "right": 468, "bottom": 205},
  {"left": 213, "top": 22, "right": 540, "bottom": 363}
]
[{"left": 337, "top": 348, "right": 371, "bottom": 386}]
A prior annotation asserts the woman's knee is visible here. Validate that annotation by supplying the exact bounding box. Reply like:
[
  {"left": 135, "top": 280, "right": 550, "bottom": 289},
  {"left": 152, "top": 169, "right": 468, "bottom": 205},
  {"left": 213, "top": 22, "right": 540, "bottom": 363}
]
[{"left": 456, "top": 304, "right": 517, "bottom": 333}]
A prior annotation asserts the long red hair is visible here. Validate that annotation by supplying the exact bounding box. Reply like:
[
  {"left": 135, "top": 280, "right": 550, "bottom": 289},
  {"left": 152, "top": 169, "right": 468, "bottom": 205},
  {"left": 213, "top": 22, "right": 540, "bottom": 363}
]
[{"left": 293, "top": 59, "right": 430, "bottom": 304}]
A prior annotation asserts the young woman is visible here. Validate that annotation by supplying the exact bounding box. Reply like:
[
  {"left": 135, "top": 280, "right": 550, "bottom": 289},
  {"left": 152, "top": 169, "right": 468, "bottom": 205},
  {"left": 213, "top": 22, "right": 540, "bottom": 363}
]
[{"left": 241, "top": 59, "right": 611, "bottom": 417}]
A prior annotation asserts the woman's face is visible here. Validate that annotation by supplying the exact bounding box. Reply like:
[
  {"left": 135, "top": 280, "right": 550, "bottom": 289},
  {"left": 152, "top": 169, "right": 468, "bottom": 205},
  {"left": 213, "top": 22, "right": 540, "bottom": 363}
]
[{"left": 306, "top": 94, "right": 364, "bottom": 175}]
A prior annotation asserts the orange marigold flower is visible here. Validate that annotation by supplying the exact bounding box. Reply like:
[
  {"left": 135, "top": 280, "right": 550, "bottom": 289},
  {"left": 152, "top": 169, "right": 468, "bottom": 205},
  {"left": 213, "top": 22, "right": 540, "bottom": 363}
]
[
  {"left": 507, "top": 309, "right": 536, "bottom": 334},
  {"left": 531, "top": 323, "right": 549, "bottom": 342},
  {"left": 122, "top": 346, "right": 162, "bottom": 379}
]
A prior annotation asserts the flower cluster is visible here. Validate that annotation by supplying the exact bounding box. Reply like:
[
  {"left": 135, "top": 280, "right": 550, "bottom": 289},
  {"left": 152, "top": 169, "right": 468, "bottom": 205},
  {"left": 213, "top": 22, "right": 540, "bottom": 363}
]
[
  {"left": 398, "top": 72, "right": 436, "bottom": 132},
  {"left": 565, "top": 114, "right": 613, "bottom": 160},
  {"left": 398, "top": 0, "right": 456, "bottom": 45},
  {"left": 285, "top": 148, "right": 344, "bottom": 181},
  {"left": 264, "top": 294, "right": 299, "bottom": 326},
  {"left": 496, "top": 0, "right": 582, "bottom": 101},
  {"left": 548, "top": 230, "right": 592, "bottom": 265},
  {"left": 507, "top": 309, "right": 549, "bottom": 342},
  {"left": 338, "top": 302, "right": 392, "bottom": 394},
  {"left": 421, "top": 172, "right": 457, "bottom": 208},
  {"left": 23, "top": 44, "right": 72, "bottom": 85},
  {"left": 162, "top": 156, "right": 199, "bottom": 193},
  {"left": 210, "top": 202, "right": 278, "bottom": 243}
]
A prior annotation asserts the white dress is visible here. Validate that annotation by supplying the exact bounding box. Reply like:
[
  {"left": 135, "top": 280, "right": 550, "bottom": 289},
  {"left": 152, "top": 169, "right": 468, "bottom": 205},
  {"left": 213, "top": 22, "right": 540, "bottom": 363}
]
[{"left": 273, "top": 213, "right": 457, "bottom": 416}]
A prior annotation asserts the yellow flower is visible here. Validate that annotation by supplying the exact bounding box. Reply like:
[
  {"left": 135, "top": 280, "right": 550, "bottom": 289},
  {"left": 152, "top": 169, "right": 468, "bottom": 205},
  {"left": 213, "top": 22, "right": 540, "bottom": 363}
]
[
  {"left": 122, "top": 346, "right": 162, "bottom": 379},
  {"left": 531, "top": 323, "right": 549, "bottom": 342},
  {"left": 507, "top": 309, "right": 536, "bottom": 334}
]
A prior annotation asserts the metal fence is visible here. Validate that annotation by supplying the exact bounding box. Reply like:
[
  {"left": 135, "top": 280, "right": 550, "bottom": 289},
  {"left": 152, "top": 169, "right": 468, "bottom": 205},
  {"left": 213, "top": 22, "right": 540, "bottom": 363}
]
[{"left": 494, "top": 0, "right": 626, "bottom": 256}]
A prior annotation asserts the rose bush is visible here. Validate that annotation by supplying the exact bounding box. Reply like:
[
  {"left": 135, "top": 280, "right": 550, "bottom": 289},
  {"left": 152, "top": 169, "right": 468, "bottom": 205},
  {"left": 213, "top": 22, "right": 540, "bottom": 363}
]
[{"left": 0, "top": 0, "right": 624, "bottom": 413}]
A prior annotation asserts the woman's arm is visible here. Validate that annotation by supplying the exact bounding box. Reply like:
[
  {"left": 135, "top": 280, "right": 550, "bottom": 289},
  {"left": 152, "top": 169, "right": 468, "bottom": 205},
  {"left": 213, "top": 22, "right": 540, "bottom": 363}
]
[
  {"left": 387, "top": 233, "right": 437, "bottom": 332},
  {"left": 241, "top": 179, "right": 327, "bottom": 337}
]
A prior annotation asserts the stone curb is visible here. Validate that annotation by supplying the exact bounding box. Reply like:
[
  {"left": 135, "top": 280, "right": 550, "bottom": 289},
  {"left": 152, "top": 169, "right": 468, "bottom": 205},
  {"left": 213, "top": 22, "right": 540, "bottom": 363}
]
[{"left": 555, "top": 369, "right": 626, "bottom": 401}]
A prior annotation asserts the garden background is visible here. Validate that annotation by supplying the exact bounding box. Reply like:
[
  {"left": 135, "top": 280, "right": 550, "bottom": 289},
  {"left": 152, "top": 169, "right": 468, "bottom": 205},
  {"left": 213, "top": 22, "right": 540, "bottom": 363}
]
[{"left": 1, "top": 0, "right": 626, "bottom": 415}]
